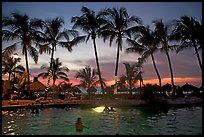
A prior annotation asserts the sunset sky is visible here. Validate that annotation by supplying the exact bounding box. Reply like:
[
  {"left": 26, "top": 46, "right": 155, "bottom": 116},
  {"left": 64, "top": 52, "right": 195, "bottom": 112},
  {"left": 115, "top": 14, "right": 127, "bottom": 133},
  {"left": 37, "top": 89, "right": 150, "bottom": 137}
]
[{"left": 2, "top": 2, "right": 202, "bottom": 88}]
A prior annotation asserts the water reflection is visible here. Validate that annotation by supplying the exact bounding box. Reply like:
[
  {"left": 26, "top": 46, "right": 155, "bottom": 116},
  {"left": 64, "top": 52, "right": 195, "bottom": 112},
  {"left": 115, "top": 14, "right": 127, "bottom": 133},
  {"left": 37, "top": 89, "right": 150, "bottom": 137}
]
[{"left": 2, "top": 106, "right": 202, "bottom": 135}]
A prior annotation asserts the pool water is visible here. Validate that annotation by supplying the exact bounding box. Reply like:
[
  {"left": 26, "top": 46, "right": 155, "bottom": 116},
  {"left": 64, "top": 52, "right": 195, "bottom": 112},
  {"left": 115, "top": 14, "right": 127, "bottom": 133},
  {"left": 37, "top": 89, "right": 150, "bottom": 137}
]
[{"left": 2, "top": 106, "right": 202, "bottom": 135}]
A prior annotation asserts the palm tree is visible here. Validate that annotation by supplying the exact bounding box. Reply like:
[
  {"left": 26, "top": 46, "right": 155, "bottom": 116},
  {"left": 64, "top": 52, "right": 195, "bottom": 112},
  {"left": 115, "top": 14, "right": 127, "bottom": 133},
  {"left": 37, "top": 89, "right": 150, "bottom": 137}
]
[
  {"left": 137, "top": 58, "right": 145, "bottom": 89},
  {"left": 170, "top": 15, "right": 202, "bottom": 71},
  {"left": 126, "top": 26, "right": 162, "bottom": 91},
  {"left": 120, "top": 62, "right": 142, "bottom": 95},
  {"left": 16, "top": 70, "right": 29, "bottom": 96},
  {"left": 153, "top": 19, "right": 175, "bottom": 94},
  {"left": 75, "top": 65, "right": 106, "bottom": 95},
  {"left": 37, "top": 17, "right": 85, "bottom": 89},
  {"left": 2, "top": 50, "right": 21, "bottom": 80},
  {"left": 71, "top": 6, "right": 107, "bottom": 91},
  {"left": 2, "top": 56, "right": 25, "bottom": 81},
  {"left": 99, "top": 7, "right": 142, "bottom": 93},
  {"left": 38, "top": 58, "right": 69, "bottom": 85},
  {"left": 2, "top": 12, "right": 44, "bottom": 84}
]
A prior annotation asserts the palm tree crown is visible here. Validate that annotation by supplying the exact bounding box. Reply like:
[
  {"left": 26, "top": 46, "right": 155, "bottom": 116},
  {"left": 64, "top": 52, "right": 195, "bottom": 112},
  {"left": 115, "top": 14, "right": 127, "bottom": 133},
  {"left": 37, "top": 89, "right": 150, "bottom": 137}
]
[
  {"left": 75, "top": 65, "right": 99, "bottom": 88},
  {"left": 38, "top": 58, "right": 69, "bottom": 85},
  {"left": 153, "top": 19, "right": 175, "bottom": 94},
  {"left": 99, "top": 7, "right": 142, "bottom": 92},
  {"left": 126, "top": 25, "right": 162, "bottom": 90},
  {"left": 36, "top": 16, "right": 85, "bottom": 90},
  {"left": 71, "top": 6, "right": 107, "bottom": 91},
  {"left": 2, "top": 12, "right": 44, "bottom": 84},
  {"left": 121, "top": 62, "right": 142, "bottom": 94},
  {"left": 170, "top": 15, "right": 202, "bottom": 71}
]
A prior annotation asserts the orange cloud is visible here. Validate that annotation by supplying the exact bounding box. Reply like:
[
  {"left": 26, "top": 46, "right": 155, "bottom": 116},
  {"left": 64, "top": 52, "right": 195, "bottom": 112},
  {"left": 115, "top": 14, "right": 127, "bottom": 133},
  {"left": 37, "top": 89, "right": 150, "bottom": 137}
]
[
  {"left": 2, "top": 75, "right": 201, "bottom": 87},
  {"left": 143, "top": 77, "right": 202, "bottom": 87}
]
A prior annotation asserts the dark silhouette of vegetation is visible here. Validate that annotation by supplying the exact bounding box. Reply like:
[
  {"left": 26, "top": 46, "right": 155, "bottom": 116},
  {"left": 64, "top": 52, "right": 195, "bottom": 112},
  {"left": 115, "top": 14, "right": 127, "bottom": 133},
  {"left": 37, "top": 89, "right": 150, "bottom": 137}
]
[
  {"left": 38, "top": 58, "right": 69, "bottom": 85},
  {"left": 71, "top": 6, "right": 106, "bottom": 92}
]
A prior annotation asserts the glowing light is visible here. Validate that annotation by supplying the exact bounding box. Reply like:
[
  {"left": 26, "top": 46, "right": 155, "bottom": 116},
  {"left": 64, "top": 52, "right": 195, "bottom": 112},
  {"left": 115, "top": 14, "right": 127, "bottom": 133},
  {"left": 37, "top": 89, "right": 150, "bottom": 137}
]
[{"left": 92, "top": 106, "right": 105, "bottom": 113}]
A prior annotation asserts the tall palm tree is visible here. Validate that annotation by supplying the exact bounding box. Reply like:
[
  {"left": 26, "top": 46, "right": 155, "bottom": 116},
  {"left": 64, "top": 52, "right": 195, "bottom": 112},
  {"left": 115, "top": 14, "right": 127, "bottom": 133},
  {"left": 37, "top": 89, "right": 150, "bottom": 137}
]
[
  {"left": 126, "top": 26, "right": 162, "bottom": 91},
  {"left": 37, "top": 17, "right": 85, "bottom": 89},
  {"left": 153, "top": 19, "right": 175, "bottom": 94},
  {"left": 170, "top": 15, "right": 202, "bottom": 71},
  {"left": 71, "top": 6, "right": 107, "bottom": 91},
  {"left": 2, "top": 12, "right": 44, "bottom": 84},
  {"left": 38, "top": 58, "right": 69, "bottom": 85},
  {"left": 75, "top": 65, "right": 106, "bottom": 95},
  {"left": 99, "top": 7, "right": 142, "bottom": 93},
  {"left": 120, "top": 62, "right": 142, "bottom": 95}
]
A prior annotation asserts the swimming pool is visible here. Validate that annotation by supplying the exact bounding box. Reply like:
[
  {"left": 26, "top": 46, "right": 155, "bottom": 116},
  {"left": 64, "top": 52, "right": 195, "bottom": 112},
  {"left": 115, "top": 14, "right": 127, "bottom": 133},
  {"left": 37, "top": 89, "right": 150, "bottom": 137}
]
[{"left": 2, "top": 106, "right": 202, "bottom": 135}]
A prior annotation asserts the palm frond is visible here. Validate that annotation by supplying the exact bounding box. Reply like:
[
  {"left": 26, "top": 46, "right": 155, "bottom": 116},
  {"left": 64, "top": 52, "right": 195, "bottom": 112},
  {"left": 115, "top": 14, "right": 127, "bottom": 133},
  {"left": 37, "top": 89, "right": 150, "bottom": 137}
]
[
  {"left": 37, "top": 44, "right": 51, "bottom": 54},
  {"left": 28, "top": 46, "right": 38, "bottom": 64}
]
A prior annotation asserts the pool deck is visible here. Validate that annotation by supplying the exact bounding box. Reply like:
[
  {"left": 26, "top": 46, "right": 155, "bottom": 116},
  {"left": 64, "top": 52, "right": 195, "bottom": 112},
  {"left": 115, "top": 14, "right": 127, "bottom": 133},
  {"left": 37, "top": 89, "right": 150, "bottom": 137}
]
[
  {"left": 2, "top": 97, "right": 202, "bottom": 111},
  {"left": 2, "top": 99, "right": 146, "bottom": 110}
]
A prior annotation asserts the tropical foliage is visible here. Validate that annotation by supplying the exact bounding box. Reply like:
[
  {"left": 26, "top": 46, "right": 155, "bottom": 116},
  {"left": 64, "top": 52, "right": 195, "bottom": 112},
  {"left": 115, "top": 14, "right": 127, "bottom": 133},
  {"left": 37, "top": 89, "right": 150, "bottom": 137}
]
[
  {"left": 126, "top": 25, "right": 162, "bottom": 90},
  {"left": 99, "top": 7, "right": 142, "bottom": 88},
  {"left": 120, "top": 62, "right": 142, "bottom": 95},
  {"left": 75, "top": 65, "right": 106, "bottom": 94},
  {"left": 170, "top": 15, "right": 202, "bottom": 71},
  {"left": 2, "top": 53, "right": 25, "bottom": 81},
  {"left": 153, "top": 19, "right": 175, "bottom": 94},
  {"left": 38, "top": 58, "right": 69, "bottom": 85},
  {"left": 2, "top": 12, "right": 44, "bottom": 84},
  {"left": 71, "top": 6, "right": 107, "bottom": 91},
  {"left": 2, "top": 9, "right": 202, "bottom": 100},
  {"left": 36, "top": 17, "right": 85, "bottom": 88}
]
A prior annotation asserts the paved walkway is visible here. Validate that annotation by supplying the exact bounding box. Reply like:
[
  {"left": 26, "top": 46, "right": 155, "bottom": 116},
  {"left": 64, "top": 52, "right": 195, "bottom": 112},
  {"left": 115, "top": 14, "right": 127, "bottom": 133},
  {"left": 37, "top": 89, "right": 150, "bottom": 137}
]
[{"left": 2, "top": 99, "right": 145, "bottom": 109}]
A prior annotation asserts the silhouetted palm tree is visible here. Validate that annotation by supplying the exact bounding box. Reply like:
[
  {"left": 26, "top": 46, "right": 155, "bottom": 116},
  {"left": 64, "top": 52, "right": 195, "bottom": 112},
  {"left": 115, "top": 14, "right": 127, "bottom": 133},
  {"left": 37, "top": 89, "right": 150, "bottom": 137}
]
[
  {"left": 36, "top": 17, "right": 85, "bottom": 88},
  {"left": 99, "top": 7, "right": 142, "bottom": 92},
  {"left": 126, "top": 26, "right": 162, "bottom": 91},
  {"left": 71, "top": 6, "right": 107, "bottom": 91},
  {"left": 120, "top": 62, "right": 142, "bottom": 95},
  {"left": 2, "top": 53, "right": 25, "bottom": 81},
  {"left": 75, "top": 65, "right": 106, "bottom": 95},
  {"left": 38, "top": 58, "right": 69, "bottom": 85},
  {"left": 2, "top": 12, "right": 44, "bottom": 84},
  {"left": 170, "top": 15, "right": 202, "bottom": 71},
  {"left": 137, "top": 58, "right": 145, "bottom": 89},
  {"left": 153, "top": 19, "right": 175, "bottom": 94}
]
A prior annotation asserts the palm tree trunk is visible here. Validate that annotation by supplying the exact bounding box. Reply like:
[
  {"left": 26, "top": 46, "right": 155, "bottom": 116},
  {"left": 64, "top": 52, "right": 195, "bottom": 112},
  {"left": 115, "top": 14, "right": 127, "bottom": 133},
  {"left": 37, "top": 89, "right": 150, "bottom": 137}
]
[
  {"left": 115, "top": 43, "right": 120, "bottom": 77},
  {"left": 8, "top": 71, "right": 11, "bottom": 81},
  {"left": 53, "top": 75, "right": 56, "bottom": 86},
  {"left": 24, "top": 45, "right": 31, "bottom": 97},
  {"left": 92, "top": 38, "right": 104, "bottom": 91},
  {"left": 48, "top": 45, "right": 55, "bottom": 87},
  {"left": 165, "top": 50, "right": 175, "bottom": 94},
  {"left": 45, "top": 45, "right": 55, "bottom": 99},
  {"left": 151, "top": 53, "right": 162, "bottom": 91},
  {"left": 114, "top": 43, "right": 121, "bottom": 94},
  {"left": 24, "top": 47, "right": 30, "bottom": 84},
  {"left": 193, "top": 44, "right": 202, "bottom": 71},
  {"left": 50, "top": 45, "right": 55, "bottom": 80}
]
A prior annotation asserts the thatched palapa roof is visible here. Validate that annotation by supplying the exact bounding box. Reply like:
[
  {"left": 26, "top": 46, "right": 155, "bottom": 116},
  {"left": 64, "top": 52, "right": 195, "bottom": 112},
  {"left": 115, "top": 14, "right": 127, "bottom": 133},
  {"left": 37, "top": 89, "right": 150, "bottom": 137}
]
[{"left": 29, "top": 81, "right": 47, "bottom": 91}]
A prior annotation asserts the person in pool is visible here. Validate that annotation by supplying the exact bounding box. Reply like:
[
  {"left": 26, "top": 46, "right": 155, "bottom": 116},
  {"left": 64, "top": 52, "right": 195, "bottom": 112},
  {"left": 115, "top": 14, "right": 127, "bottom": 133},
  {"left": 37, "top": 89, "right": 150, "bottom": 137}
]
[
  {"left": 103, "top": 106, "right": 110, "bottom": 112},
  {"left": 75, "top": 117, "right": 85, "bottom": 132},
  {"left": 109, "top": 107, "right": 115, "bottom": 112}
]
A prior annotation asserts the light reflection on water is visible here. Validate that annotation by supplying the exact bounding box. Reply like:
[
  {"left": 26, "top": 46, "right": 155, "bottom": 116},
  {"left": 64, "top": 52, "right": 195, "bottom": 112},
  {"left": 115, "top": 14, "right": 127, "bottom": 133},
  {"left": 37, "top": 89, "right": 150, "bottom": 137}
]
[{"left": 2, "top": 106, "right": 202, "bottom": 135}]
